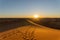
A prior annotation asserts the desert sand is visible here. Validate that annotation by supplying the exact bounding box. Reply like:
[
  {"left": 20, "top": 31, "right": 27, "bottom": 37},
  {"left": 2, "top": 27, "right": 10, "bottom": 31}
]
[{"left": 0, "top": 25, "right": 60, "bottom": 40}]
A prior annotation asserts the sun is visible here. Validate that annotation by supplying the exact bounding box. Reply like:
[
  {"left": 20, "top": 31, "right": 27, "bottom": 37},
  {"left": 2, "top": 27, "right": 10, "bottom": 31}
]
[{"left": 33, "top": 14, "right": 39, "bottom": 18}]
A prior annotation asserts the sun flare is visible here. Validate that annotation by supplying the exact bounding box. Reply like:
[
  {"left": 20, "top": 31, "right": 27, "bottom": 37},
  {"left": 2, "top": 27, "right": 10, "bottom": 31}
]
[{"left": 34, "top": 14, "right": 39, "bottom": 18}]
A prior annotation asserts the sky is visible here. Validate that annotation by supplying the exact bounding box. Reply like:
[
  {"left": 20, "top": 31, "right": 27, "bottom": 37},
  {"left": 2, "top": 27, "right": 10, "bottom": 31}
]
[{"left": 0, "top": 0, "right": 60, "bottom": 18}]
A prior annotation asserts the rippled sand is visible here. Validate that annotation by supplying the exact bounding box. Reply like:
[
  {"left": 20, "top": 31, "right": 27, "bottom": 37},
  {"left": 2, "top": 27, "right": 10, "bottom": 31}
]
[{"left": 0, "top": 25, "right": 60, "bottom": 40}]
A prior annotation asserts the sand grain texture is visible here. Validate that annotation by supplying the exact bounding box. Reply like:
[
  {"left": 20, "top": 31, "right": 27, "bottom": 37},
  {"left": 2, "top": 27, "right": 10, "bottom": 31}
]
[{"left": 0, "top": 26, "right": 60, "bottom": 40}]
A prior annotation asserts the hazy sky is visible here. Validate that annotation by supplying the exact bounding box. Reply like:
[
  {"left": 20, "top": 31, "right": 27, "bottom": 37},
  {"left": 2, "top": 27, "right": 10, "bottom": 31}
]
[{"left": 0, "top": 0, "right": 60, "bottom": 18}]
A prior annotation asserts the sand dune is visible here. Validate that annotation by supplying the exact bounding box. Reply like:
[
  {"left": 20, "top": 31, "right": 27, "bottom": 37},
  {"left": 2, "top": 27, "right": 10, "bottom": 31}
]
[{"left": 0, "top": 25, "right": 60, "bottom": 40}]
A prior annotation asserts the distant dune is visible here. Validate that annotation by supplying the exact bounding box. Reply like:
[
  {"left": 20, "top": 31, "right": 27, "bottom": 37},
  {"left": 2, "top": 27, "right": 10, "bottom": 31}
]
[{"left": 0, "top": 26, "right": 60, "bottom": 40}]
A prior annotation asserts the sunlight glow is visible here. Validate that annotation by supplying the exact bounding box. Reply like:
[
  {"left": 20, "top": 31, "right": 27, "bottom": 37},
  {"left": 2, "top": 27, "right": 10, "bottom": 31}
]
[{"left": 34, "top": 14, "right": 39, "bottom": 18}]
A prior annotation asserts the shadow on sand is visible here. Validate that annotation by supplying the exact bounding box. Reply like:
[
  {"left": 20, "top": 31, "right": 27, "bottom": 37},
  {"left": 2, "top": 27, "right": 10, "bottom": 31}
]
[{"left": 0, "top": 18, "right": 31, "bottom": 32}]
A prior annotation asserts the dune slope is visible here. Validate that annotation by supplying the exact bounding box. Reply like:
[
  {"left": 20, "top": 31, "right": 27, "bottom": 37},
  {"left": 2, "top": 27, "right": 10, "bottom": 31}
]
[{"left": 0, "top": 25, "right": 60, "bottom": 40}]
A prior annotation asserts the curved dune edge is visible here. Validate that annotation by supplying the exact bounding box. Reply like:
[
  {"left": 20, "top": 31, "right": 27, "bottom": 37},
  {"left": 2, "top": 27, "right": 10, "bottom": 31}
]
[{"left": 0, "top": 25, "right": 60, "bottom": 40}]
